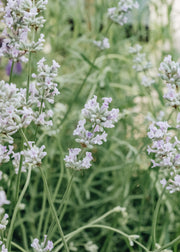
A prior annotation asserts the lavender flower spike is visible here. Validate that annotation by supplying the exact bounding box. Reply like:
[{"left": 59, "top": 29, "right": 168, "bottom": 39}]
[
  {"left": 64, "top": 148, "right": 93, "bottom": 171},
  {"left": 31, "top": 235, "right": 53, "bottom": 252}
]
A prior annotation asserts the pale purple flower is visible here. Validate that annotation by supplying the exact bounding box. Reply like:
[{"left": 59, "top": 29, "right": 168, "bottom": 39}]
[
  {"left": 129, "top": 44, "right": 142, "bottom": 54},
  {"left": 108, "top": 0, "right": 138, "bottom": 25},
  {"left": 147, "top": 122, "right": 169, "bottom": 139},
  {"left": 65, "top": 96, "right": 119, "bottom": 170},
  {"left": 0, "top": 190, "right": 10, "bottom": 214},
  {"left": 141, "top": 76, "right": 155, "bottom": 87},
  {"left": 31, "top": 235, "right": 53, "bottom": 252},
  {"left": 64, "top": 148, "right": 93, "bottom": 170},
  {"left": 31, "top": 58, "right": 60, "bottom": 106},
  {"left": 13, "top": 142, "right": 47, "bottom": 173},
  {"left": 0, "top": 213, "right": 8, "bottom": 230},
  {"left": 166, "top": 175, "right": 180, "bottom": 193},
  {"left": 93, "top": 37, "right": 110, "bottom": 50},
  {"left": 159, "top": 55, "right": 180, "bottom": 86},
  {"left": 6, "top": 60, "right": 22, "bottom": 76},
  {"left": 82, "top": 95, "right": 119, "bottom": 129},
  {"left": 0, "top": 241, "right": 8, "bottom": 252},
  {"left": 0, "top": 144, "right": 13, "bottom": 164}
]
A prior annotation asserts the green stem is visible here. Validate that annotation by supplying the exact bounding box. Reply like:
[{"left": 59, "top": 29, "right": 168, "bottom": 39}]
[
  {"left": 151, "top": 186, "right": 167, "bottom": 250},
  {"left": 55, "top": 224, "right": 148, "bottom": 252},
  {"left": 44, "top": 142, "right": 65, "bottom": 235},
  {"left": 154, "top": 235, "right": 180, "bottom": 252},
  {"left": 4, "top": 239, "right": 27, "bottom": 252},
  {"left": 48, "top": 172, "right": 74, "bottom": 239},
  {"left": 37, "top": 186, "right": 47, "bottom": 238},
  {"left": 26, "top": 51, "right": 32, "bottom": 102},
  {"left": 9, "top": 60, "right": 14, "bottom": 84},
  {"left": 6, "top": 167, "right": 32, "bottom": 251},
  {"left": 39, "top": 166, "right": 69, "bottom": 252},
  {"left": 15, "top": 153, "right": 24, "bottom": 202},
  {"left": 54, "top": 206, "right": 124, "bottom": 247},
  {"left": 20, "top": 129, "right": 30, "bottom": 147}
]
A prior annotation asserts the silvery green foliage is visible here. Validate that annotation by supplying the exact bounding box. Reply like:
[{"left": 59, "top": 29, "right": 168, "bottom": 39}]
[
  {"left": 108, "top": 0, "right": 139, "bottom": 25},
  {"left": 64, "top": 96, "right": 119, "bottom": 170},
  {"left": 31, "top": 235, "right": 53, "bottom": 252},
  {"left": 0, "top": 0, "right": 48, "bottom": 61}
]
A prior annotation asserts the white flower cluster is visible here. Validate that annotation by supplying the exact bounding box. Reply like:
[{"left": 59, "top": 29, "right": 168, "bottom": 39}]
[
  {"left": 0, "top": 241, "right": 8, "bottom": 252},
  {"left": 13, "top": 142, "right": 47, "bottom": 174},
  {"left": 64, "top": 96, "right": 119, "bottom": 171},
  {"left": 93, "top": 38, "right": 110, "bottom": 50},
  {"left": 0, "top": 190, "right": 10, "bottom": 214},
  {"left": 129, "top": 44, "right": 154, "bottom": 87},
  {"left": 147, "top": 121, "right": 180, "bottom": 171},
  {"left": 129, "top": 44, "right": 152, "bottom": 72},
  {"left": 31, "top": 58, "right": 60, "bottom": 106},
  {"left": 147, "top": 55, "right": 180, "bottom": 193},
  {"left": 0, "top": 189, "right": 9, "bottom": 252},
  {"left": 0, "top": 0, "right": 48, "bottom": 62},
  {"left": 31, "top": 235, "right": 53, "bottom": 252},
  {"left": 0, "top": 213, "right": 8, "bottom": 231},
  {"left": 108, "top": 0, "right": 139, "bottom": 26},
  {"left": 159, "top": 55, "right": 180, "bottom": 86},
  {"left": 159, "top": 55, "right": 180, "bottom": 107}
]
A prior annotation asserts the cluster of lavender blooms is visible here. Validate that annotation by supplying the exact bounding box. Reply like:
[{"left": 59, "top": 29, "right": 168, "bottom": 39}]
[
  {"left": 0, "top": 0, "right": 59, "bottom": 250},
  {"left": 147, "top": 55, "right": 180, "bottom": 193},
  {"left": 84, "top": 241, "right": 99, "bottom": 252},
  {"left": 0, "top": 241, "right": 7, "bottom": 252},
  {"left": 93, "top": 38, "right": 110, "bottom": 50},
  {"left": 159, "top": 55, "right": 180, "bottom": 107},
  {"left": 129, "top": 44, "right": 154, "bottom": 87},
  {"left": 13, "top": 142, "right": 47, "bottom": 174},
  {"left": 0, "top": 56, "right": 59, "bottom": 170},
  {"left": 31, "top": 235, "right": 53, "bottom": 252},
  {"left": 0, "top": 185, "right": 9, "bottom": 251},
  {"left": 0, "top": 0, "right": 47, "bottom": 62},
  {"left": 107, "top": 0, "right": 139, "bottom": 26},
  {"left": 64, "top": 96, "right": 119, "bottom": 171}
]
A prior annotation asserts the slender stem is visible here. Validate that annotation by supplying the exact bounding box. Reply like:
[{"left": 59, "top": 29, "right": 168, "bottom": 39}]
[
  {"left": 54, "top": 224, "right": 148, "bottom": 252},
  {"left": 48, "top": 172, "right": 74, "bottom": 239},
  {"left": 26, "top": 51, "right": 32, "bottom": 102},
  {"left": 154, "top": 235, "right": 180, "bottom": 252},
  {"left": 3, "top": 239, "right": 27, "bottom": 252},
  {"left": 44, "top": 142, "right": 65, "bottom": 235},
  {"left": 18, "top": 212, "right": 29, "bottom": 251},
  {"left": 9, "top": 60, "right": 14, "bottom": 84},
  {"left": 6, "top": 167, "right": 32, "bottom": 251},
  {"left": 39, "top": 166, "right": 69, "bottom": 252},
  {"left": 15, "top": 152, "right": 24, "bottom": 202},
  {"left": 54, "top": 206, "right": 125, "bottom": 247},
  {"left": 151, "top": 186, "right": 167, "bottom": 250},
  {"left": 37, "top": 187, "right": 47, "bottom": 238},
  {"left": 20, "top": 129, "right": 30, "bottom": 147}
]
